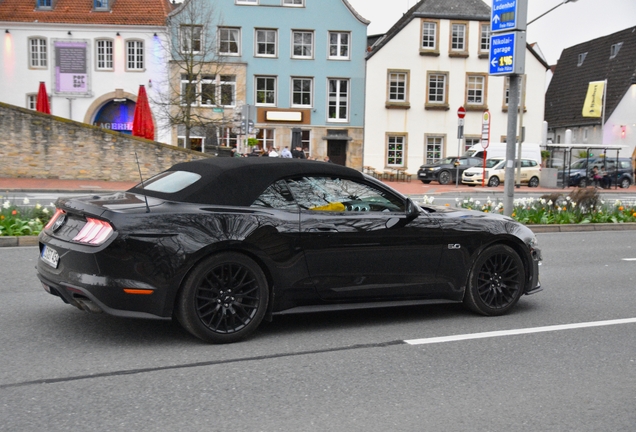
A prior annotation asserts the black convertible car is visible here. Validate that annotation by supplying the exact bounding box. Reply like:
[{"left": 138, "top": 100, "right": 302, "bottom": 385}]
[{"left": 37, "top": 158, "right": 542, "bottom": 343}]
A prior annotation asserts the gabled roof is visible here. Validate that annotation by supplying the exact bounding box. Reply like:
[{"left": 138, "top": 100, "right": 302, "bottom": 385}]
[
  {"left": 0, "top": 0, "right": 174, "bottom": 26},
  {"left": 367, "top": 0, "right": 490, "bottom": 58},
  {"left": 545, "top": 26, "right": 636, "bottom": 129}
]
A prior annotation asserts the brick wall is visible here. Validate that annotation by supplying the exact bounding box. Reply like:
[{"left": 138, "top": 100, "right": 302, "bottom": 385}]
[{"left": 0, "top": 102, "right": 211, "bottom": 181}]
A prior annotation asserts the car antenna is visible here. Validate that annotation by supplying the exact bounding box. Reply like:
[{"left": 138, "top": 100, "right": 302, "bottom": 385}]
[{"left": 134, "top": 151, "right": 151, "bottom": 213}]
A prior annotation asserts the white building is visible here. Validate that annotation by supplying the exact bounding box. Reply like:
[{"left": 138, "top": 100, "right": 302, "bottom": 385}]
[
  {"left": 0, "top": 0, "right": 174, "bottom": 143},
  {"left": 362, "top": 0, "right": 548, "bottom": 174}
]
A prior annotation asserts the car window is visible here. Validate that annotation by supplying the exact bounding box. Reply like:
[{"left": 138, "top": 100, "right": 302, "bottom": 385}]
[
  {"left": 619, "top": 160, "right": 631, "bottom": 169},
  {"left": 485, "top": 159, "right": 503, "bottom": 168},
  {"left": 571, "top": 160, "right": 588, "bottom": 169},
  {"left": 138, "top": 171, "right": 201, "bottom": 193},
  {"left": 286, "top": 177, "right": 405, "bottom": 213},
  {"left": 251, "top": 180, "right": 298, "bottom": 210},
  {"left": 468, "top": 158, "right": 481, "bottom": 166}
]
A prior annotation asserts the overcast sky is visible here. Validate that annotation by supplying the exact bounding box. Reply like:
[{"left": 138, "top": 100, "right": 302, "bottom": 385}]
[{"left": 347, "top": 0, "right": 636, "bottom": 65}]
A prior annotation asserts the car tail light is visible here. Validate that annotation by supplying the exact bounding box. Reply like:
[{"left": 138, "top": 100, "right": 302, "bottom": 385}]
[
  {"left": 44, "top": 208, "right": 66, "bottom": 230},
  {"left": 72, "top": 218, "right": 114, "bottom": 245}
]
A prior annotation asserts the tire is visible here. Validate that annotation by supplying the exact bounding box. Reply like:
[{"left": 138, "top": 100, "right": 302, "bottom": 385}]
[
  {"left": 578, "top": 177, "right": 587, "bottom": 188},
  {"left": 176, "top": 252, "right": 269, "bottom": 344},
  {"left": 438, "top": 170, "right": 452, "bottom": 185},
  {"left": 421, "top": 180, "right": 431, "bottom": 184},
  {"left": 620, "top": 177, "right": 631, "bottom": 189},
  {"left": 528, "top": 176, "right": 539, "bottom": 188},
  {"left": 463, "top": 244, "right": 526, "bottom": 316},
  {"left": 488, "top": 176, "right": 500, "bottom": 187}
]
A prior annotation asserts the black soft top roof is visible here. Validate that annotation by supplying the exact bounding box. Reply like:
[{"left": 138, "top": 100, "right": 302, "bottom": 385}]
[{"left": 128, "top": 157, "right": 365, "bottom": 206}]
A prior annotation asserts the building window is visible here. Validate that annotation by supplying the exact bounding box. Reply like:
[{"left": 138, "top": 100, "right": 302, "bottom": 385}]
[
  {"left": 126, "top": 40, "right": 144, "bottom": 71},
  {"left": 450, "top": 22, "right": 468, "bottom": 55},
  {"left": 181, "top": 75, "right": 197, "bottom": 106},
  {"left": 329, "top": 32, "right": 350, "bottom": 60},
  {"left": 387, "top": 71, "right": 409, "bottom": 105},
  {"left": 479, "top": 23, "right": 490, "bottom": 56},
  {"left": 577, "top": 52, "right": 587, "bottom": 66},
  {"left": 36, "top": 0, "right": 52, "bottom": 9},
  {"left": 387, "top": 135, "right": 406, "bottom": 167},
  {"left": 425, "top": 136, "right": 444, "bottom": 164},
  {"left": 219, "top": 127, "right": 238, "bottom": 148},
  {"left": 181, "top": 25, "right": 203, "bottom": 53},
  {"left": 184, "top": 74, "right": 236, "bottom": 107},
  {"left": 96, "top": 39, "right": 114, "bottom": 70},
  {"left": 292, "top": 31, "right": 313, "bottom": 59},
  {"left": 256, "top": 76, "right": 276, "bottom": 105},
  {"left": 219, "top": 28, "right": 240, "bottom": 55},
  {"left": 257, "top": 129, "right": 275, "bottom": 150},
  {"left": 29, "top": 38, "right": 47, "bottom": 69},
  {"left": 421, "top": 20, "right": 438, "bottom": 53},
  {"left": 503, "top": 76, "right": 524, "bottom": 111},
  {"left": 292, "top": 77, "right": 312, "bottom": 107},
  {"left": 256, "top": 29, "right": 277, "bottom": 57},
  {"left": 94, "top": 0, "right": 110, "bottom": 10},
  {"left": 283, "top": 0, "right": 303, "bottom": 6},
  {"left": 466, "top": 74, "right": 486, "bottom": 108},
  {"left": 610, "top": 42, "right": 623, "bottom": 59},
  {"left": 27, "top": 94, "right": 37, "bottom": 110},
  {"left": 464, "top": 137, "right": 480, "bottom": 153},
  {"left": 236, "top": 0, "right": 257, "bottom": 4},
  {"left": 328, "top": 78, "right": 349, "bottom": 122},
  {"left": 426, "top": 72, "right": 448, "bottom": 107},
  {"left": 301, "top": 130, "right": 311, "bottom": 152}
]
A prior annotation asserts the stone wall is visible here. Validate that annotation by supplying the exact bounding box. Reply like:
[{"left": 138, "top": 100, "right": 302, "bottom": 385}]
[{"left": 0, "top": 102, "right": 211, "bottom": 181}]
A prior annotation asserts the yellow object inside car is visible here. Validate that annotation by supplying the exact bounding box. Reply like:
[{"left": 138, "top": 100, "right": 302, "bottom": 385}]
[{"left": 310, "top": 202, "right": 346, "bottom": 212}]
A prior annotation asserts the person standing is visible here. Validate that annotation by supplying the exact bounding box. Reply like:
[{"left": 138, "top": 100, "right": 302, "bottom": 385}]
[
  {"left": 292, "top": 145, "right": 305, "bottom": 159},
  {"left": 281, "top": 146, "right": 292, "bottom": 158}
]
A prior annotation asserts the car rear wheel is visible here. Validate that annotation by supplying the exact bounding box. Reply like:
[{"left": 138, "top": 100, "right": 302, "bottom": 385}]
[
  {"left": 528, "top": 176, "right": 540, "bottom": 187},
  {"left": 438, "top": 170, "right": 452, "bottom": 185},
  {"left": 488, "top": 176, "right": 500, "bottom": 187},
  {"left": 463, "top": 244, "right": 525, "bottom": 316},
  {"left": 176, "top": 252, "right": 269, "bottom": 344},
  {"left": 620, "top": 177, "right": 631, "bottom": 189}
]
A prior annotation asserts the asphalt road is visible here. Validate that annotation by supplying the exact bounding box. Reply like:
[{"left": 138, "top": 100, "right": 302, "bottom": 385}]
[{"left": 1, "top": 232, "right": 635, "bottom": 431}]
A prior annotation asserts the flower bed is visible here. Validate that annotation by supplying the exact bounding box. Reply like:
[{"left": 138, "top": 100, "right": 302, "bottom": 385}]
[{"left": 1, "top": 196, "right": 53, "bottom": 237}]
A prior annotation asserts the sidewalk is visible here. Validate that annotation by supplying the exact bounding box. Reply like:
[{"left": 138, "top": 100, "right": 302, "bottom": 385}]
[{"left": 0, "top": 176, "right": 629, "bottom": 196}]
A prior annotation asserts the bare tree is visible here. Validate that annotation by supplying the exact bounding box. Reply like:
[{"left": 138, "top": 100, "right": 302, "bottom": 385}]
[{"left": 152, "top": 0, "right": 242, "bottom": 151}]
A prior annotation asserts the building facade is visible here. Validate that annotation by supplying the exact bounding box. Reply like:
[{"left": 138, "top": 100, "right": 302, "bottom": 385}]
[
  {"left": 363, "top": 0, "right": 548, "bottom": 174},
  {"left": 168, "top": 0, "right": 368, "bottom": 166},
  {"left": 0, "top": 0, "right": 174, "bottom": 143},
  {"left": 545, "top": 26, "right": 636, "bottom": 160}
]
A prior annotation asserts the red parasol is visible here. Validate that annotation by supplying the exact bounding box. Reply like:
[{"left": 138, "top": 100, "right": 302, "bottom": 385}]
[
  {"left": 132, "top": 85, "right": 155, "bottom": 140},
  {"left": 36, "top": 82, "right": 51, "bottom": 114}
]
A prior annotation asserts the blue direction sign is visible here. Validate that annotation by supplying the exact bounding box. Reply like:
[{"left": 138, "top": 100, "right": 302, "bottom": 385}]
[
  {"left": 489, "top": 31, "right": 526, "bottom": 76},
  {"left": 491, "top": 0, "right": 527, "bottom": 33}
]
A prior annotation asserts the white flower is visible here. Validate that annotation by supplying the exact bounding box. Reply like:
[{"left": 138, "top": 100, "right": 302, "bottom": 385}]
[
  {"left": 49, "top": 202, "right": 55, "bottom": 207},
  {"left": 469, "top": 198, "right": 474, "bottom": 202},
  {"left": 572, "top": 202, "right": 576, "bottom": 208},
  {"left": 35, "top": 203, "right": 42, "bottom": 209},
  {"left": 455, "top": 197, "right": 460, "bottom": 202},
  {"left": 475, "top": 201, "right": 481, "bottom": 205},
  {"left": 566, "top": 196, "right": 571, "bottom": 201},
  {"left": 22, "top": 197, "right": 30, "bottom": 205},
  {"left": 42, "top": 208, "right": 49, "bottom": 214},
  {"left": 548, "top": 200, "right": 553, "bottom": 206},
  {"left": 3, "top": 200, "right": 10, "bottom": 209}
]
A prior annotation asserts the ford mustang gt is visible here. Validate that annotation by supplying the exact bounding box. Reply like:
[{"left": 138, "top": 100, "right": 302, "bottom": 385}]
[{"left": 37, "top": 158, "right": 542, "bottom": 343}]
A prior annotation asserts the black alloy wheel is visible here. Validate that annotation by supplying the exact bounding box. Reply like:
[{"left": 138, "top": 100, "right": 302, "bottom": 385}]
[
  {"left": 176, "top": 252, "right": 269, "bottom": 344},
  {"left": 488, "top": 176, "right": 500, "bottom": 187},
  {"left": 463, "top": 244, "right": 525, "bottom": 316},
  {"left": 438, "top": 170, "right": 452, "bottom": 185},
  {"left": 528, "top": 176, "right": 540, "bottom": 188}
]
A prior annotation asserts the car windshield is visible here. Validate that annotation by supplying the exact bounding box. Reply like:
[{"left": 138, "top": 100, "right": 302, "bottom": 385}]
[
  {"left": 485, "top": 159, "right": 503, "bottom": 168},
  {"left": 437, "top": 157, "right": 458, "bottom": 165}
]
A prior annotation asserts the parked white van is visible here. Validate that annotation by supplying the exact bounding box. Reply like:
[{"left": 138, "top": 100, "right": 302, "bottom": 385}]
[{"left": 464, "top": 143, "right": 542, "bottom": 163}]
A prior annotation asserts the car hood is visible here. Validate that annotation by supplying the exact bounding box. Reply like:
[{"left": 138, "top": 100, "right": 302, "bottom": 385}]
[{"left": 419, "top": 163, "right": 453, "bottom": 169}]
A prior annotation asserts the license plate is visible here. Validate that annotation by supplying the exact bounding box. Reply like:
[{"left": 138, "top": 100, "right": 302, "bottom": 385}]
[{"left": 41, "top": 245, "right": 59, "bottom": 269}]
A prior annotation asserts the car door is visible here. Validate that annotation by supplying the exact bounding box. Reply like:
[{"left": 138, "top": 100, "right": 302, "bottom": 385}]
[{"left": 287, "top": 176, "right": 446, "bottom": 302}]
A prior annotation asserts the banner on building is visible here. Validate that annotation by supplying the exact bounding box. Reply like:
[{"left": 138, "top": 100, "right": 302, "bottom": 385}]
[
  {"left": 53, "top": 40, "right": 91, "bottom": 97},
  {"left": 581, "top": 81, "right": 605, "bottom": 118}
]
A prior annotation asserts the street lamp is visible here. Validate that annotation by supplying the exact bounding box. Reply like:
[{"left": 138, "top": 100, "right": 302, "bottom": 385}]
[{"left": 527, "top": 0, "right": 579, "bottom": 25}]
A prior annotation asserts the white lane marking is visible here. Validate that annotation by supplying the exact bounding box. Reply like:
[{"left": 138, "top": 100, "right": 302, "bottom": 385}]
[
  {"left": 405, "top": 317, "right": 636, "bottom": 345},
  {"left": 622, "top": 258, "right": 636, "bottom": 261}
]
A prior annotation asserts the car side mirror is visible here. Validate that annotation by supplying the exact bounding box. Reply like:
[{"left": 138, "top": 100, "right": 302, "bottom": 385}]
[{"left": 406, "top": 198, "right": 420, "bottom": 220}]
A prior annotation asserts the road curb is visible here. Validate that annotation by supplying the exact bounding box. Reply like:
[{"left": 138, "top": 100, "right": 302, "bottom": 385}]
[{"left": 0, "top": 236, "right": 39, "bottom": 247}]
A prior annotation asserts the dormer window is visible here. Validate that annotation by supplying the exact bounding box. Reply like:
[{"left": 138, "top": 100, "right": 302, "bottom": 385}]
[
  {"left": 94, "top": 0, "right": 110, "bottom": 11},
  {"left": 577, "top": 52, "right": 587, "bottom": 66},
  {"left": 610, "top": 42, "right": 623, "bottom": 59},
  {"left": 36, "top": 0, "right": 54, "bottom": 9}
]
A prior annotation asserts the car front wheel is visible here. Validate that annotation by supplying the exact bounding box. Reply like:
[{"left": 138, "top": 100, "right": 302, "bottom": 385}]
[
  {"left": 528, "top": 176, "right": 540, "bottom": 187},
  {"left": 438, "top": 170, "right": 452, "bottom": 185},
  {"left": 463, "top": 244, "right": 525, "bottom": 316},
  {"left": 488, "top": 176, "right": 500, "bottom": 187},
  {"left": 176, "top": 252, "right": 269, "bottom": 344},
  {"left": 620, "top": 177, "right": 631, "bottom": 189}
]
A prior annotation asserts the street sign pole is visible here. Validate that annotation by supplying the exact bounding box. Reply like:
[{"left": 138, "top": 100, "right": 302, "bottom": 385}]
[
  {"left": 456, "top": 107, "right": 466, "bottom": 187},
  {"left": 504, "top": 76, "right": 521, "bottom": 215}
]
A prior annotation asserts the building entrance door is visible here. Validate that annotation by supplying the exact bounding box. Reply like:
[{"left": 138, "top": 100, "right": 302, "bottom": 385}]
[{"left": 328, "top": 140, "right": 347, "bottom": 166}]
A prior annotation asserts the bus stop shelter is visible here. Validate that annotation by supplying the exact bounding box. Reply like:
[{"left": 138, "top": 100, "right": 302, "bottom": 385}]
[{"left": 546, "top": 144, "right": 627, "bottom": 189}]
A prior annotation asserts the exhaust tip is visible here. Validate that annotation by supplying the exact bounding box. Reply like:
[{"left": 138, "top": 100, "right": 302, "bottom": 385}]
[{"left": 74, "top": 297, "right": 103, "bottom": 313}]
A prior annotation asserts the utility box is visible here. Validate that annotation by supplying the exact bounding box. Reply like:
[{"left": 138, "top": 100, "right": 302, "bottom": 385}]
[{"left": 541, "top": 168, "right": 558, "bottom": 188}]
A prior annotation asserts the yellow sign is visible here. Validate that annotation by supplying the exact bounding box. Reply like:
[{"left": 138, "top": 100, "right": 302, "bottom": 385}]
[{"left": 582, "top": 81, "right": 605, "bottom": 118}]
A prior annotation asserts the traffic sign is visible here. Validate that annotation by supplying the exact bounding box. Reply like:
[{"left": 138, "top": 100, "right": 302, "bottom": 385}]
[
  {"left": 481, "top": 111, "right": 490, "bottom": 149},
  {"left": 491, "top": 0, "right": 527, "bottom": 33},
  {"left": 489, "top": 31, "right": 526, "bottom": 76},
  {"left": 457, "top": 106, "right": 466, "bottom": 119}
]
